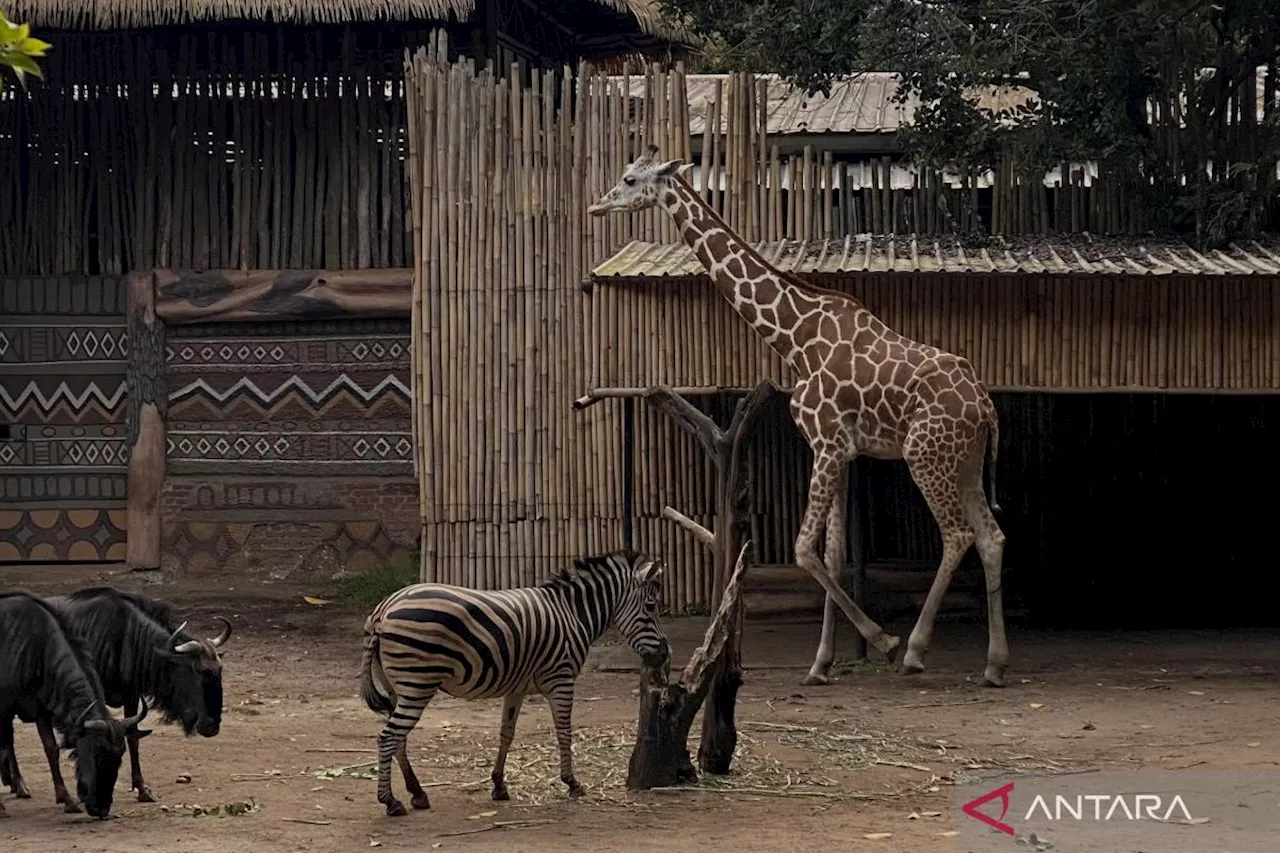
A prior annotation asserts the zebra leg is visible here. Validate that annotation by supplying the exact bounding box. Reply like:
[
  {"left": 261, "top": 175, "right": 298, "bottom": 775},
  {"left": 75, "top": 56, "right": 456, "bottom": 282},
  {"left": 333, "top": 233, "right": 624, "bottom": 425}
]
[
  {"left": 376, "top": 693, "right": 435, "bottom": 817},
  {"left": 490, "top": 693, "right": 526, "bottom": 801},
  {"left": 542, "top": 680, "right": 583, "bottom": 798},
  {"left": 395, "top": 746, "right": 431, "bottom": 811},
  {"left": 35, "top": 718, "right": 80, "bottom": 813},
  {"left": 124, "top": 697, "right": 156, "bottom": 802}
]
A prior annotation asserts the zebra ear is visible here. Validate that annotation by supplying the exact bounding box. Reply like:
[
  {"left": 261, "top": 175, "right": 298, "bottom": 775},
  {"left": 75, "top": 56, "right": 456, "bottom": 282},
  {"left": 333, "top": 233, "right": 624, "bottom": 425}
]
[{"left": 636, "top": 558, "right": 664, "bottom": 585}]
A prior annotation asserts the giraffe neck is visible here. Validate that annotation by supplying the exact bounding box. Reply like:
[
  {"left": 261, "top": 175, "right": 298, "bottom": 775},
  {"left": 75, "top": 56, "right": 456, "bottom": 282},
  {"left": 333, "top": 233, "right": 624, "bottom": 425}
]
[{"left": 660, "top": 178, "right": 836, "bottom": 373}]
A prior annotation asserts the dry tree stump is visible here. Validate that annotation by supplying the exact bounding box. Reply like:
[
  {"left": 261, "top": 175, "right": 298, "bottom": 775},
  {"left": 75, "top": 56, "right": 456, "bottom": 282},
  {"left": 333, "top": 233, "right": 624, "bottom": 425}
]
[
  {"left": 627, "top": 542, "right": 752, "bottom": 790},
  {"left": 625, "top": 379, "right": 779, "bottom": 790}
]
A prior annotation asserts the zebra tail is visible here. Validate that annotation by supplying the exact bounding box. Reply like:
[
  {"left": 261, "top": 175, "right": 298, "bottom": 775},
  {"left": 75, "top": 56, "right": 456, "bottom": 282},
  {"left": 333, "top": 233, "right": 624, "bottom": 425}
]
[{"left": 358, "top": 618, "right": 394, "bottom": 716}]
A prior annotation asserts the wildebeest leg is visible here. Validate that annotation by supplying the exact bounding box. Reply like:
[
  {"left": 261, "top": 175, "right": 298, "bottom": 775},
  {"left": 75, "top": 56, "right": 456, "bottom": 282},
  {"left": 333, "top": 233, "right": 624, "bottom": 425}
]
[
  {"left": 490, "top": 693, "right": 526, "bottom": 801},
  {"left": 376, "top": 688, "right": 436, "bottom": 817},
  {"left": 35, "top": 718, "right": 80, "bottom": 813},
  {"left": 123, "top": 697, "right": 156, "bottom": 802},
  {"left": 0, "top": 715, "right": 29, "bottom": 798}
]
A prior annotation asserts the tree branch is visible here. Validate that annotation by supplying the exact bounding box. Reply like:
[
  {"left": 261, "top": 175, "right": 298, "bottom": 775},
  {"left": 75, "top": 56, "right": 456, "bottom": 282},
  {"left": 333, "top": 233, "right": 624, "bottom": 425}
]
[
  {"left": 719, "top": 378, "right": 781, "bottom": 455},
  {"left": 678, "top": 540, "right": 751, "bottom": 695},
  {"left": 661, "top": 505, "right": 716, "bottom": 548},
  {"left": 644, "top": 385, "right": 724, "bottom": 460}
]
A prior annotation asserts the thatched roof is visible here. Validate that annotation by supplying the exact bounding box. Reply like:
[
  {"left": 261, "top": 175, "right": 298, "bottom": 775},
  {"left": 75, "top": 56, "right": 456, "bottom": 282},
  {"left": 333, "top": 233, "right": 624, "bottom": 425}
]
[{"left": 3, "top": 0, "right": 686, "bottom": 40}]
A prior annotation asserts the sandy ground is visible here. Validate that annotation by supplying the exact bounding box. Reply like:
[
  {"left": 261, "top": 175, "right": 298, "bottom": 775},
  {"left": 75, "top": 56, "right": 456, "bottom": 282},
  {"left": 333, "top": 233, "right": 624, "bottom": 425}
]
[{"left": 1, "top": 563, "right": 1278, "bottom": 853}]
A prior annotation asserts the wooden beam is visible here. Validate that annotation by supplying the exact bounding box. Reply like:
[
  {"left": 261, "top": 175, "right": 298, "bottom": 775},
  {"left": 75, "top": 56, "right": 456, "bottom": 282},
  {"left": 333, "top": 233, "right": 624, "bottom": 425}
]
[
  {"left": 125, "top": 271, "right": 167, "bottom": 571},
  {"left": 153, "top": 268, "right": 413, "bottom": 325}
]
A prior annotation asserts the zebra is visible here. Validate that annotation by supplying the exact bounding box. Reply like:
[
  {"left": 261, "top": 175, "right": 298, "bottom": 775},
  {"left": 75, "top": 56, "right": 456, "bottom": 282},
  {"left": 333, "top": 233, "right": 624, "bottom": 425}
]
[{"left": 357, "top": 550, "right": 669, "bottom": 816}]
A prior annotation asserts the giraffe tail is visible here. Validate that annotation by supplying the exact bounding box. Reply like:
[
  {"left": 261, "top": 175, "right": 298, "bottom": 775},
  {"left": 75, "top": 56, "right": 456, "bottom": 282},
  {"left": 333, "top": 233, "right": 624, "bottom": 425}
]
[{"left": 985, "top": 416, "right": 1002, "bottom": 515}]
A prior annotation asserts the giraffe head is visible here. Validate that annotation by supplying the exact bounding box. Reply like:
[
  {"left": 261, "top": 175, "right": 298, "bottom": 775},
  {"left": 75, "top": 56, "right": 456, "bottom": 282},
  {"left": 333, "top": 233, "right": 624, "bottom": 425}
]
[{"left": 588, "top": 144, "right": 690, "bottom": 216}]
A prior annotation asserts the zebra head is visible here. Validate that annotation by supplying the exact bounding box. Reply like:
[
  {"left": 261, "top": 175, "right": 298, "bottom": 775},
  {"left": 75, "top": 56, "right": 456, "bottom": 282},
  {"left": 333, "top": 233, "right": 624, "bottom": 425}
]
[{"left": 611, "top": 553, "right": 670, "bottom": 668}]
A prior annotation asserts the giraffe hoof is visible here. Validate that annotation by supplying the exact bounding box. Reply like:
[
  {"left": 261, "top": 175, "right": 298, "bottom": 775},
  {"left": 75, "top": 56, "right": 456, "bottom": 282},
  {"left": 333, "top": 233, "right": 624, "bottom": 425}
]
[
  {"left": 899, "top": 659, "right": 925, "bottom": 676},
  {"left": 880, "top": 634, "right": 902, "bottom": 663},
  {"left": 411, "top": 793, "right": 431, "bottom": 810},
  {"left": 800, "top": 672, "right": 832, "bottom": 686},
  {"left": 384, "top": 799, "right": 408, "bottom": 817},
  {"left": 981, "top": 667, "right": 1007, "bottom": 688}
]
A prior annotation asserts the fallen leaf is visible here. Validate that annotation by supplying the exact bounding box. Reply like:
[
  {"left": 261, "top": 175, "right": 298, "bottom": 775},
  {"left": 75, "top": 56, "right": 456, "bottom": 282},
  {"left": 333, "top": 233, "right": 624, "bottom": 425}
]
[
  {"left": 936, "top": 830, "right": 959, "bottom": 837},
  {"left": 863, "top": 832, "right": 893, "bottom": 840},
  {"left": 907, "top": 812, "right": 920, "bottom": 820},
  {"left": 175, "top": 773, "right": 192, "bottom": 784},
  {"left": 1140, "top": 724, "right": 1155, "bottom": 729},
  {"left": 303, "top": 596, "right": 332, "bottom": 606},
  {"left": 1029, "top": 703, "right": 1045, "bottom": 710},
  {"left": 1182, "top": 817, "right": 1210, "bottom": 825},
  {"left": 921, "top": 811, "right": 943, "bottom": 817},
  {"left": 1187, "top": 690, "right": 1206, "bottom": 696},
  {"left": 432, "top": 844, "right": 443, "bottom": 849},
  {"left": 1248, "top": 742, "right": 1261, "bottom": 748},
  {"left": 468, "top": 810, "right": 499, "bottom": 820},
  {"left": 1082, "top": 722, "right": 1096, "bottom": 731},
  {"left": 370, "top": 840, "right": 383, "bottom": 848}
]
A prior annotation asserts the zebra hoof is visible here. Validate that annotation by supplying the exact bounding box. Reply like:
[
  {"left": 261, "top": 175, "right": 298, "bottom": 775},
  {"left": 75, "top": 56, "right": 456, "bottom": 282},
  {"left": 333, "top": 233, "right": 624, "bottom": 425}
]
[
  {"left": 491, "top": 786, "right": 510, "bottom": 802},
  {"left": 384, "top": 799, "right": 408, "bottom": 817},
  {"left": 411, "top": 793, "right": 431, "bottom": 810},
  {"left": 565, "top": 782, "right": 584, "bottom": 799},
  {"left": 135, "top": 786, "right": 157, "bottom": 803}
]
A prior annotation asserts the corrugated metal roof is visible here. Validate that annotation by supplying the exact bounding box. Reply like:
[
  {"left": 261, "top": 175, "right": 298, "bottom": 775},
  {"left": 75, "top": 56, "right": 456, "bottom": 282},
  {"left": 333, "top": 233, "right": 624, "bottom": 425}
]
[
  {"left": 605, "top": 73, "right": 1036, "bottom": 136},
  {"left": 591, "top": 236, "right": 1280, "bottom": 279},
  {"left": 605, "top": 69, "right": 1273, "bottom": 137}
]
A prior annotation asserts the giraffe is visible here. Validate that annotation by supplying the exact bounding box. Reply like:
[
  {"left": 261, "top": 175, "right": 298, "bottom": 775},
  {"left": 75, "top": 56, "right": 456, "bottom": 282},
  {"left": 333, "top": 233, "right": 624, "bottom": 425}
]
[{"left": 588, "top": 146, "right": 1009, "bottom": 688}]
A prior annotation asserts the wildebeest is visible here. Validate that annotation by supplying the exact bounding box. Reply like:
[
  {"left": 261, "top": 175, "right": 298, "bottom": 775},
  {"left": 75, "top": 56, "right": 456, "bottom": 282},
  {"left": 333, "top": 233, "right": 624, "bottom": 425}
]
[
  {"left": 0, "top": 592, "right": 148, "bottom": 819},
  {"left": 1, "top": 587, "right": 231, "bottom": 805}
]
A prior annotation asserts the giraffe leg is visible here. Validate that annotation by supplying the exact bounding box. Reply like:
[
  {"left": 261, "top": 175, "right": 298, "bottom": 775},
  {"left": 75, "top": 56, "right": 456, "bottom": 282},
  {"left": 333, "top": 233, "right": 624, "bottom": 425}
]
[
  {"left": 795, "top": 451, "right": 899, "bottom": 659},
  {"left": 961, "top": 441, "right": 1009, "bottom": 687},
  {"left": 540, "top": 678, "right": 584, "bottom": 798},
  {"left": 900, "top": 431, "right": 976, "bottom": 676},
  {"left": 375, "top": 689, "right": 437, "bottom": 816},
  {"left": 490, "top": 693, "right": 526, "bottom": 801},
  {"left": 803, "top": 462, "right": 850, "bottom": 685}
]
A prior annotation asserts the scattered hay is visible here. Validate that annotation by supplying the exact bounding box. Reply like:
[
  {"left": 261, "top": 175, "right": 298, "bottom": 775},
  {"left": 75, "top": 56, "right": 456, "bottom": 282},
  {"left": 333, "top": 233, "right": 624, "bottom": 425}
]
[{"left": 303, "top": 719, "right": 1084, "bottom": 807}]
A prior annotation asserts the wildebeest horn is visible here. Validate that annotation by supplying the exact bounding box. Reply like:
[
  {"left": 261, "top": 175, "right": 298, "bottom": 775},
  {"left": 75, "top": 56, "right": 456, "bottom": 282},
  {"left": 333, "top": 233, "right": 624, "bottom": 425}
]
[
  {"left": 209, "top": 616, "right": 233, "bottom": 648},
  {"left": 76, "top": 702, "right": 102, "bottom": 731},
  {"left": 169, "top": 621, "right": 202, "bottom": 654},
  {"left": 123, "top": 698, "right": 149, "bottom": 729}
]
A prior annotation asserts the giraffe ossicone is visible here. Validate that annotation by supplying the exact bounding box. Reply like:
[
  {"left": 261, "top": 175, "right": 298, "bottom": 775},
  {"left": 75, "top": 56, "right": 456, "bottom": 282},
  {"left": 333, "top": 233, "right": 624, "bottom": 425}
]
[{"left": 590, "top": 146, "right": 1011, "bottom": 688}]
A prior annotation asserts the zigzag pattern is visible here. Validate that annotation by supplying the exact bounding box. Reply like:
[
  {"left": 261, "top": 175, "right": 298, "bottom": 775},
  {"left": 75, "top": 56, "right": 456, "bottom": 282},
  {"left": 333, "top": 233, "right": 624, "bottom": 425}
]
[
  {"left": 168, "top": 387, "right": 411, "bottom": 422},
  {"left": 0, "top": 380, "right": 127, "bottom": 417},
  {"left": 0, "top": 398, "right": 123, "bottom": 425},
  {"left": 168, "top": 373, "right": 411, "bottom": 406}
]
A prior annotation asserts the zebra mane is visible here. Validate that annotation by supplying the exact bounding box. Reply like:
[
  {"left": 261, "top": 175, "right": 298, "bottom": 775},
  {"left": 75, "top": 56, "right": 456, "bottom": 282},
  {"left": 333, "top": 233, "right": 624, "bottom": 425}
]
[{"left": 540, "top": 551, "right": 640, "bottom": 591}]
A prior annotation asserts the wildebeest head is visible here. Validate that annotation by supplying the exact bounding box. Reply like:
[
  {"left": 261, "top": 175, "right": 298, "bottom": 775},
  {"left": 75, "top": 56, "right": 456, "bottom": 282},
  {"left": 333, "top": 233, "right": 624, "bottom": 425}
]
[
  {"left": 157, "top": 617, "right": 231, "bottom": 738},
  {"left": 72, "top": 700, "right": 148, "bottom": 819}
]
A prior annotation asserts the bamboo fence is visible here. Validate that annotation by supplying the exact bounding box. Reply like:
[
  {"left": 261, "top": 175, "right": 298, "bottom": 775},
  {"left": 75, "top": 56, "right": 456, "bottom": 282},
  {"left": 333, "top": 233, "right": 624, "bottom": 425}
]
[
  {"left": 404, "top": 43, "right": 1280, "bottom": 606},
  {"left": 0, "top": 30, "right": 413, "bottom": 275}
]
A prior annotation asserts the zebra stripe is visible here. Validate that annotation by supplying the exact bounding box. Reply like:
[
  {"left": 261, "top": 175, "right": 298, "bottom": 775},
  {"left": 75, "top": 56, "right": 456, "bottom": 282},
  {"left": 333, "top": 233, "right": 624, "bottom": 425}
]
[{"left": 357, "top": 550, "right": 668, "bottom": 816}]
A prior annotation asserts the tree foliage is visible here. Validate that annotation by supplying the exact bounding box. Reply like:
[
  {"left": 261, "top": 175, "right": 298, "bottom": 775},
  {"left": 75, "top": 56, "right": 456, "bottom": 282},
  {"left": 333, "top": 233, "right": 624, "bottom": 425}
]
[
  {"left": 0, "top": 13, "right": 50, "bottom": 94},
  {"left": 659, "top": 0, "right": 1280, "bottom": 245}
]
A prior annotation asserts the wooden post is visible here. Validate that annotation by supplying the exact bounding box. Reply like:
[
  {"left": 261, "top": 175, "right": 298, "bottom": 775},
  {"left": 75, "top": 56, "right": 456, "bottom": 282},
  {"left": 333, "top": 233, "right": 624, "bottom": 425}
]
[{"left": 125, "top": 270, "right": 167, "bottom": 571}]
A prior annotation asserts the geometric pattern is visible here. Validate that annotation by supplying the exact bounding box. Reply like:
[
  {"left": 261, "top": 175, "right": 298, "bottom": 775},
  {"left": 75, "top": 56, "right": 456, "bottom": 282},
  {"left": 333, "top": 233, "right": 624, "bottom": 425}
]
[
  {"left": 2, "top": 277, "right": 129, "bottom": 563},
  {"left": 164, "top": 337, "right": 406, "bottom": 366},
  {"left": 166, "top": 429, "right": 412, "bottom": 463},
  {"left": 0, "top": 507, "right": 128, "bottom": 562},
  {"left": 167, "top": 374, "right": 411, "bottom": 408}
]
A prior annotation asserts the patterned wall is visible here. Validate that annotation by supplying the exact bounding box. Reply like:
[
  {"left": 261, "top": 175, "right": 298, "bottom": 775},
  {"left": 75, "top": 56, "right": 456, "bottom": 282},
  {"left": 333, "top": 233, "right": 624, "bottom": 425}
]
[
  {"left": 160, "top": 318, "right": 418, "bottom": 576},
  {"left": 0, "top": 277, "right": 130, "bottom": 562}
]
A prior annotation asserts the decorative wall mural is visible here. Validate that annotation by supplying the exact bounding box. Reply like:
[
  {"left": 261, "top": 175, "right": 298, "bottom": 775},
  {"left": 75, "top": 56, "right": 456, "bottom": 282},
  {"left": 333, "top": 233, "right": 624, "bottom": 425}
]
[{"left": 0, "top": 276, "right": 130, "bottom": 562}]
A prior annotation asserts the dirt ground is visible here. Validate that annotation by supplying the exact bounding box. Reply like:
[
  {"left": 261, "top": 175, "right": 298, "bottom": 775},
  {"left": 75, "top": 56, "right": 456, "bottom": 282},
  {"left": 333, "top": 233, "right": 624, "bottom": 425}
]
[{"left": 1, "top": 563, "right": 1277, "bottom": 853}]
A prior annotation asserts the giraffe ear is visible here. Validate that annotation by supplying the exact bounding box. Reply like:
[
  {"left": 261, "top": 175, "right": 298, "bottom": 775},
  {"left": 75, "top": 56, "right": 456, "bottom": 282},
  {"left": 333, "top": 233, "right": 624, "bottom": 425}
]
[{"left": 653, "top": 159, "right": 683, "bottom": 177}]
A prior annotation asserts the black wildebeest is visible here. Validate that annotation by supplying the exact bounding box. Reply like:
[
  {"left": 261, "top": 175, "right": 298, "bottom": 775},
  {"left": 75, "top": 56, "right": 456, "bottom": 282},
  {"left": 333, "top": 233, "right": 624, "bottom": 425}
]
[
  {"left": 0, "top": 587, "right": 230, "bottom": 805},
  {"left": 0, "top": 591, "right": 148, "bottom": 819}
]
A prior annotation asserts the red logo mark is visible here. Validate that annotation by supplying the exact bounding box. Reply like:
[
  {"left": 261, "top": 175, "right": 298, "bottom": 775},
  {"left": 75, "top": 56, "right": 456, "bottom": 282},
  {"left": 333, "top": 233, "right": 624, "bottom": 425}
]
[{"left": 963, "top": 782, "right": 1016, "bottom": 835}]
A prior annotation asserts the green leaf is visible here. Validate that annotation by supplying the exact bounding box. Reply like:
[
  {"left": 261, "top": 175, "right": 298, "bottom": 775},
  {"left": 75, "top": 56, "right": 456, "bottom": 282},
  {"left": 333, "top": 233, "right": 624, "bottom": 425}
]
[
  {"left": 19, "top": 37, "right": 51, "bottom": 57},
  {"left": 6, "top": 52, "right": 41, "bottom": 81}
]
